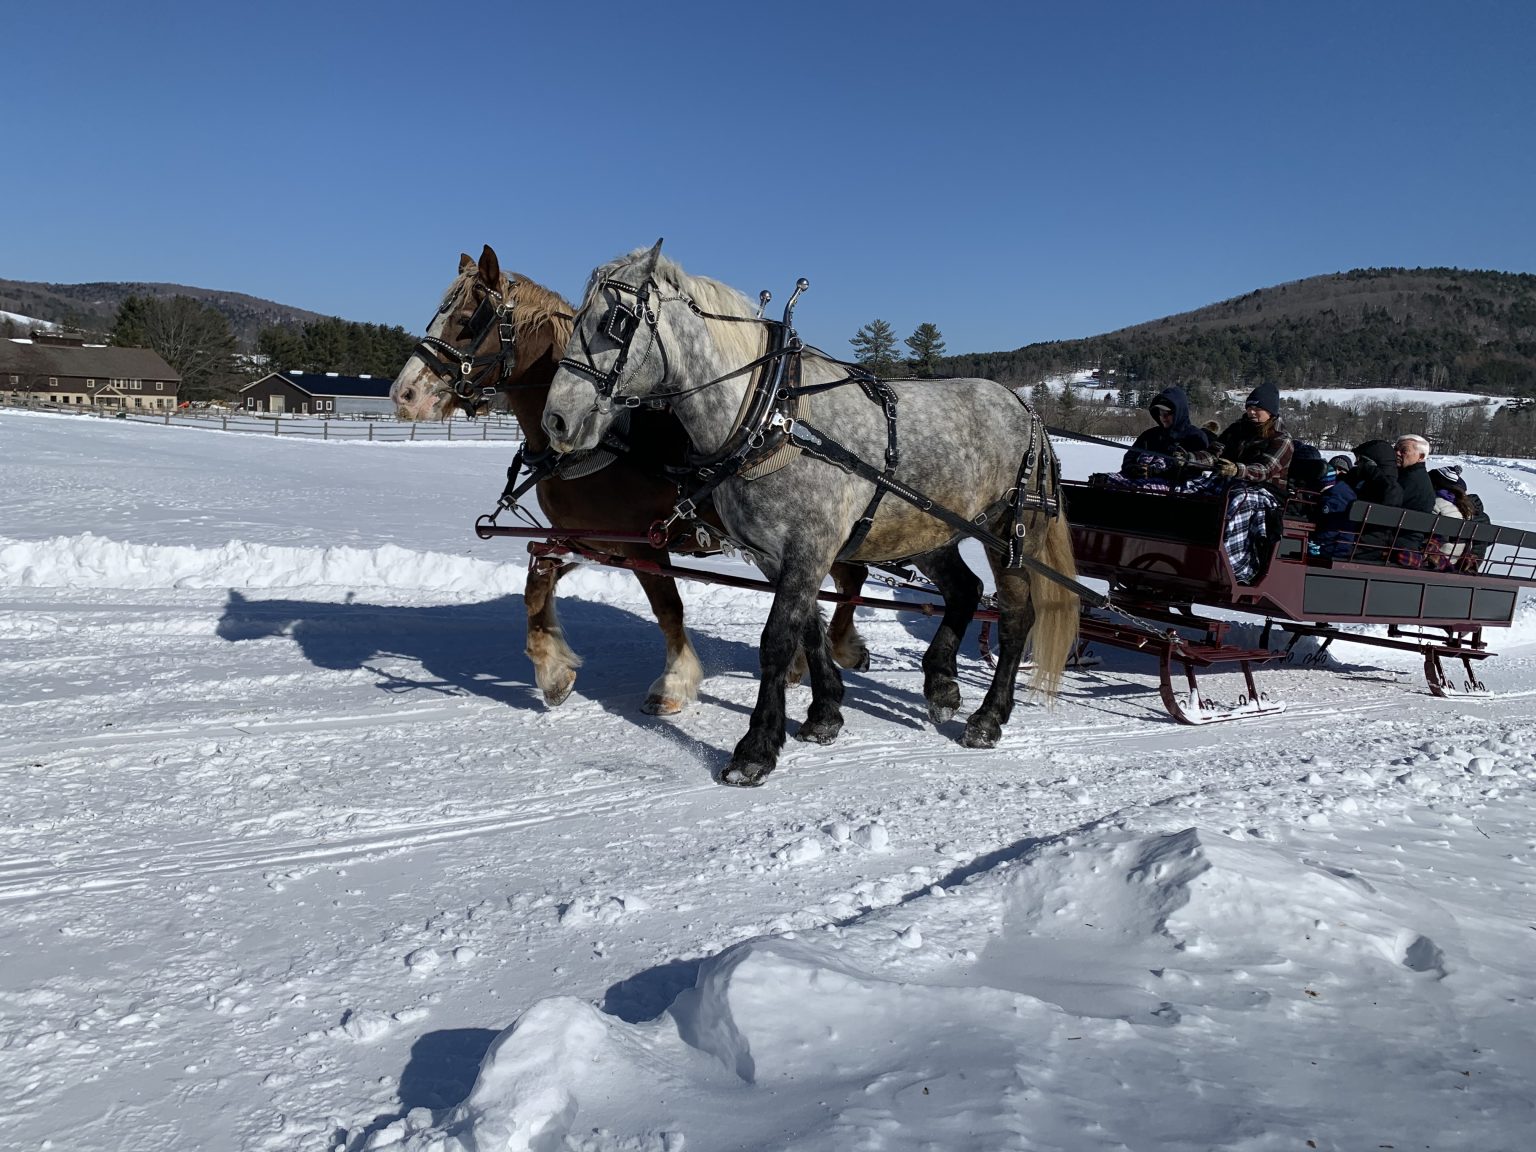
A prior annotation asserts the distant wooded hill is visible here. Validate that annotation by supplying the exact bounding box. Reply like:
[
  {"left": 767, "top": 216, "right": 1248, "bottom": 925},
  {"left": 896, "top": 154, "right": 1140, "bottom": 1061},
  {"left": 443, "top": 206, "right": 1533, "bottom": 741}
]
[
  {"left": 934, "top": 268, "right": 1536, "bottom": 401},
  {"left": 0, "top": 278, "right": 332, "bottom": 346}
]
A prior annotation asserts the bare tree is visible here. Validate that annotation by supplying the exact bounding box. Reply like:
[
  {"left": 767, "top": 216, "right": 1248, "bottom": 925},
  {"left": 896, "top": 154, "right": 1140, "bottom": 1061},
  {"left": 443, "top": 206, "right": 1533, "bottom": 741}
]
[{"left": 111, "top": 295, "right": 237, "bottom": 399}]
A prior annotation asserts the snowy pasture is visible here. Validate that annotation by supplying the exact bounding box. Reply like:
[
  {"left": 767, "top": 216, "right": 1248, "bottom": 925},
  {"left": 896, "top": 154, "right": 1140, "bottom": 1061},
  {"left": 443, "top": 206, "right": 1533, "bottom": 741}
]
[{"left": 2, "top": 408, "right": 1535, "bottom": 1152}]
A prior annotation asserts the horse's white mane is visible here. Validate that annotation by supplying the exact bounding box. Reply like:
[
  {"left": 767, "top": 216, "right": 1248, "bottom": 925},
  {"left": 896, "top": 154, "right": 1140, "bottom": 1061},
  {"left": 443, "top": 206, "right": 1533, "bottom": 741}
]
[{"left": 581, "top": 248, "right": 765, "bottom": 371}]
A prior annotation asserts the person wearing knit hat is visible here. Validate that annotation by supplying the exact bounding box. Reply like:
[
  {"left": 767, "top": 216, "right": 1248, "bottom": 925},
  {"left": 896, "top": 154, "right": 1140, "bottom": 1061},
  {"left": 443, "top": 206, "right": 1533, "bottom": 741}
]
[
  {"left": 1180, "top": 381, "right": 1294, "bottom": 583},
  {"left": 1187, "top": 382, "right": 1292, "bottom": 493},
  {"left": 1244, "top": 382, "right": 1281, "bottom": 418},
  {"left": 1429, "top": 464, "right": 1466, "bottom": 495}
]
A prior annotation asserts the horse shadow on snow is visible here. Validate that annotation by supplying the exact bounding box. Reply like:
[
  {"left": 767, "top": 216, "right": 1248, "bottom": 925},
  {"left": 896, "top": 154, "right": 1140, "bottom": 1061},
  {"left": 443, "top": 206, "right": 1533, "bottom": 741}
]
[
  {"left": 214, "top": 589, "right": 938, "bottom": 739},
  {"left": 214, "top": 588, "right": 765, "bottom": 713}
]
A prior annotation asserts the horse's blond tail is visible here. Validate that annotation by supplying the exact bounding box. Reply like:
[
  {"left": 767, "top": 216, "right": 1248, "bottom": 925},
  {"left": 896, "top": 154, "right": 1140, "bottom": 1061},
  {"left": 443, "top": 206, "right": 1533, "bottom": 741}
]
[{"left": 1026, "top": 509, "right": 1081, "bottom": 698}]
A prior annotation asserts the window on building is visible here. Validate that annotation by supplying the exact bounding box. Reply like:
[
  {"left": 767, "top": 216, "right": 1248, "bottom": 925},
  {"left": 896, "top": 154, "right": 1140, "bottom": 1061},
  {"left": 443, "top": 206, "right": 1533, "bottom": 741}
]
[
  {"left": 49, "top": 377, "right": 58, "bottom": 387},
  {"left": 86, "top": 378, "right": 95, "bottom": 387},
  {"left": 156, "top": 381, "right": 163, "bottom": 391},
  {"left": 8, "top": 375, "right": 17, "bottom": 386}
]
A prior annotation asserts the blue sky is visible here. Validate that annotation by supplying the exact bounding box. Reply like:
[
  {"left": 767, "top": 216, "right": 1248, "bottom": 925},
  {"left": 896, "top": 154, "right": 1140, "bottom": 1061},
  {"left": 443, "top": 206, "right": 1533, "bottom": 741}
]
[{"left": 5, "top": 1, "right": 1533, "bottom": 356}]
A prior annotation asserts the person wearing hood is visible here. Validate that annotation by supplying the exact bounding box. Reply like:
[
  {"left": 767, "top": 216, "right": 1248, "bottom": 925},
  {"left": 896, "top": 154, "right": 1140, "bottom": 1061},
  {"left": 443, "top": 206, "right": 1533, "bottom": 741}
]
[
  {"left": 1183, "top": 382, "right": 1294, "bottom": 583},
  {"left": 1117, "top": 386, "right": 1213, "bottom": 486},
  {"left": 1345, "top": 439, "right": 1405, "bottom": 563}
]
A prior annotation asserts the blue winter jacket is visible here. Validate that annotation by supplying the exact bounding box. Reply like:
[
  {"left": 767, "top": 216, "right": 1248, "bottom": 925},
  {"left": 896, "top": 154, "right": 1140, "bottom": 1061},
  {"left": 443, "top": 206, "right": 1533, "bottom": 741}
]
[{"left": 1311, "top": 477, "right": 1359, "bottom": 558}]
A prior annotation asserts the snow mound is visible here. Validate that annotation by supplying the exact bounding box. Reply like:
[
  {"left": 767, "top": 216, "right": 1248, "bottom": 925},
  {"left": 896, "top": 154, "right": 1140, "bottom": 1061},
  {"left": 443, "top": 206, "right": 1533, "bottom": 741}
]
[
  {"left": 0, "top": 532, "right": 532, "bottom": 593},
  {"left": 402, "top": 824, "right": 1498, "bottom": 1151}
]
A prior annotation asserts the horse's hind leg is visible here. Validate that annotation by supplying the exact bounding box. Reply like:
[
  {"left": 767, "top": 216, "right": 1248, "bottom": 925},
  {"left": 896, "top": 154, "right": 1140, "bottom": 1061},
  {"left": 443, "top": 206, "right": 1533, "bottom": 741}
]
[
  {"left": 793, "top": 604, "right": 845, "bottom": 746},
  {"left": 524, "top": 553, "right": 582, "bottom": 707},
  {"left": 964, "top": 565, "right": 1034, "bottom": 748},
  {"left": 632, "top": 568, "right": 702, "bottom": 716},
  {"left": 913, "top": 546, "right": 982, "bottom": 726},
  {"left": 788, "top": 563, "right": 869, "bottom": 685},
  {"left": 828, "top": 562, "right": 871, "bottom": 672}
]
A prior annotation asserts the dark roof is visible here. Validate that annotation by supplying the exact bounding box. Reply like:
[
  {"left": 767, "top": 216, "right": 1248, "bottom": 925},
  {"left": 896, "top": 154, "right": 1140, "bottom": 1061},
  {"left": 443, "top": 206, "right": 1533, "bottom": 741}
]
[
  {"left": 242, "top": 370, "right": 393, "bottom": 398},
  {"left": 0, "top": 340, "right": 180, "bottom": 380}
]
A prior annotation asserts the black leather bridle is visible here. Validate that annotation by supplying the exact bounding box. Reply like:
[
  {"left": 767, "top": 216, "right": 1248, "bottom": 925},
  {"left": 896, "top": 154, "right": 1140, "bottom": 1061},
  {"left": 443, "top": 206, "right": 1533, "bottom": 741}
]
[
  {"left": 556, "top": 274, "right": 672, "bottom": 408},
  {"left": 410, "top": 278, "right": 519, "bottom": 417}
]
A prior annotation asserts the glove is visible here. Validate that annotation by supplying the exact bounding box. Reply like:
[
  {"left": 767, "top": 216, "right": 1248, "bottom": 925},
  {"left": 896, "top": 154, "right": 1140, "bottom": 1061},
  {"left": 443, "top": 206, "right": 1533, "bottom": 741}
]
[
  {"left": 1170, "top": 448, "right": 1189, "bottom": 467},
  {"left": 1129, "top": 458, "right": 1150, "bottom": 479},
  {"left": 1215, "top": 458, "right": 1240, "bottom": 479}
]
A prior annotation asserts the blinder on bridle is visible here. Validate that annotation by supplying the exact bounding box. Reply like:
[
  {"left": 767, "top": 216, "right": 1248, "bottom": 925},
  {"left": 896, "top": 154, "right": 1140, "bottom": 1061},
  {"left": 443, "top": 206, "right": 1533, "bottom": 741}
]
[
  {"left": 557, "top": 275, "right": 665, "bottom": 408},
  {"left": 410, "top": 278, "right": 518, "bottom": 416}
]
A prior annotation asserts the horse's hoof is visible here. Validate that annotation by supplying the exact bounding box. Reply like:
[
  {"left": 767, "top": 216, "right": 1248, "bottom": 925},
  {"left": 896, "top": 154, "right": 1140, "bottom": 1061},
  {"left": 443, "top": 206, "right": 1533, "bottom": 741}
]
[
  {"left": 720, "top": 760, "right": 774, "bottom": 787},
  {"left": 794, "top": 718, "right": 842, "bottom": 745},
  {"left": 542, "top": 677, "right": 576, "bottom": 708},
  {"left": 834, "top": 646, "right": 871, "bottom": 673},
  {"left": 961, "top": 717, "right": 1001, "bottom": 749},
  {"left": 926, "top": 682, "right": 961, "bottom": 727},
  {"left": 642, "top": 694, "right": 686, "bottom": 716}
]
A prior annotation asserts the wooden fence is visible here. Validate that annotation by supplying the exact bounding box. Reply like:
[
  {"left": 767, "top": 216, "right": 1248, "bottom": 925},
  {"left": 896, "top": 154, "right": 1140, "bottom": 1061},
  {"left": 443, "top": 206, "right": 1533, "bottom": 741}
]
[{"left": 1, "top": 399, "right": 524, "bottom": 443}]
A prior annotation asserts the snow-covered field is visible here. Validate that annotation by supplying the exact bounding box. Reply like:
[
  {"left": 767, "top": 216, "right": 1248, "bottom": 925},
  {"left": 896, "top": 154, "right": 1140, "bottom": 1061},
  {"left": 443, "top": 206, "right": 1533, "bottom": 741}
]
[{"left": 3, "top": 408, "right": 1535, "bottom": 1152}]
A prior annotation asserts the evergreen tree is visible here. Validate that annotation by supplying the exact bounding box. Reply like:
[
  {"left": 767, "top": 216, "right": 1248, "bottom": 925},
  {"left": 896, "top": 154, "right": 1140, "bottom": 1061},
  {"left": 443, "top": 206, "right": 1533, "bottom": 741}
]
[
  {"left": 904, "top": 322, "right": 946, "bottom": 377},
  {"left": 255, "top": 325, "right": 305, "bottom": 372},
  {"left": 850, "top": 319, "right": 901, "bottom": 377}
]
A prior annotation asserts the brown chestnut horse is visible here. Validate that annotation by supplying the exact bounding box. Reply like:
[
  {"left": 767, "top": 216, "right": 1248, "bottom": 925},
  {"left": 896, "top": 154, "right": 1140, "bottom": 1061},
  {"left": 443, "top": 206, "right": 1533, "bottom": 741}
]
[{"left": 390, "top": 246, "right": 869, "bottom": 714}]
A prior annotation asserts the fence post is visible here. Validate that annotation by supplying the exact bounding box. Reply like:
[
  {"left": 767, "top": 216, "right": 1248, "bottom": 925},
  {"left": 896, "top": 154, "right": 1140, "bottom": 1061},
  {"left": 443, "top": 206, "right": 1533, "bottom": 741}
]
[
  {"left": 274, "top": 418, "right": 280, "bottom": 436},
  {"left": 368, "top": 423, "right": 374, "bottom": 442},
  {"left": 222, "top": 416, "right": 228, "bottom": 431},
  {"left": 447, "top": 420, "right": 453, "bottom": 441},
  {"left": 323, "top": 420, "right": 328, "bottom": 441},
  {"left": 410, "top": 423, "right": 416, "bottom": 442},
  {"left": 482, "top": 421, "right": 488, "bottom": 441}
]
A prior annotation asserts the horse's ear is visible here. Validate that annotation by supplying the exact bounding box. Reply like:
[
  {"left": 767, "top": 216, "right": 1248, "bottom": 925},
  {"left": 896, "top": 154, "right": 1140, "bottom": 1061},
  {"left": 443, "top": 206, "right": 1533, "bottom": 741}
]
[
  {"left": 459, "top": 252, "right": 476, "bottom": 274},
  {"left": 478, "top": 245, "right": 501, "bottom": 287},
  {"left": 639, "top": 237, "right": 664, "bottom": 279}
]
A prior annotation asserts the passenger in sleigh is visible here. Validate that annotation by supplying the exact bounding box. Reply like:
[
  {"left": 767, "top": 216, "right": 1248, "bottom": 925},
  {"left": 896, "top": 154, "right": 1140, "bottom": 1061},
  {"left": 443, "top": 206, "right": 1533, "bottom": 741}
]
[
  {"left": 1342, "top": 439, "right": 1404, "bottom": 563},
  {"left": 1179, "top": 382, "right": 1294, "bottom": 584},
  {"left": 1308, "top": 455, "right": 1360, "bottom": 559},
  {"left": 1096, "top": 386, "right": 1213, "bottom": 492},
  {"left": 1386, "top": 434, "right": 1439, "bottom": 567},
  {"left": 1421, "top": 464, "right": 1488, "bottom": 571}
]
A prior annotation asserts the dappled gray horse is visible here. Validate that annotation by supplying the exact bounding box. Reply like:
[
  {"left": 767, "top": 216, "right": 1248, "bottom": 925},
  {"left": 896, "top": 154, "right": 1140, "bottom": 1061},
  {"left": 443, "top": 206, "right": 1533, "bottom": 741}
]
[
  {"left": 542, "top": 243, "right": 1079, "bottom": 785},
  {"left": 389, "top": 246, "right": 870, "bottom": 715}
]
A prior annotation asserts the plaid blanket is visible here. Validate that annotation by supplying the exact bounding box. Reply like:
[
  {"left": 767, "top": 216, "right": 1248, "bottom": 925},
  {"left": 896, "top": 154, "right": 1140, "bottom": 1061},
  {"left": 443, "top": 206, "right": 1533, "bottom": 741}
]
[
  {"left": 1223, "top": 484, "right": 1280, "bottom": 583},
  {"left": 1178, "top": 477, "right": 1279, "bottom": 583}
]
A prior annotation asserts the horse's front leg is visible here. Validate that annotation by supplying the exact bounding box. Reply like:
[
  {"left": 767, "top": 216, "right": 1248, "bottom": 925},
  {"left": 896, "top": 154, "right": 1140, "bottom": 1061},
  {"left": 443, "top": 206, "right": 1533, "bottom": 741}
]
[
  {"left": 523, "top": 553, "right": 581, "bottom": 707},
  {"left": 787, "top": 563, "right": 869, "bottom": 684},
  {"left": 722, "top": 570, "right": 824, "bottom": 787},
  {"left": 630, "top": 566, "right": 703, "bottom": 715}
]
